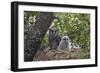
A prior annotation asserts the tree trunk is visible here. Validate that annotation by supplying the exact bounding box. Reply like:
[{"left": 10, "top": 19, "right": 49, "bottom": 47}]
[{"left": 24, "top": 12, "right": 54, "bottom": 61}]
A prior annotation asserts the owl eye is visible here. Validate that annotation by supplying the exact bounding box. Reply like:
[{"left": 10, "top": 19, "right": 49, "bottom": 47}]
[
  {"left": 63, "top": 38, "right": 66, "bottom": 40},
  {"left": 67, "top": 38, "right": 69, "bottom": 40}
]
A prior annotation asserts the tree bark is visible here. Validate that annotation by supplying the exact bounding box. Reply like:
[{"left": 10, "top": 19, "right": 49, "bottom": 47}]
[{"left": 24, "top": 12, "right": 54, "bottom": 61}]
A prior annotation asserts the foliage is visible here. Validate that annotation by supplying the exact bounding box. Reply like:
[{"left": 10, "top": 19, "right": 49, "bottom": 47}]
[{"left": 41, "top": 12, "right": 90, "bottom": 49}]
